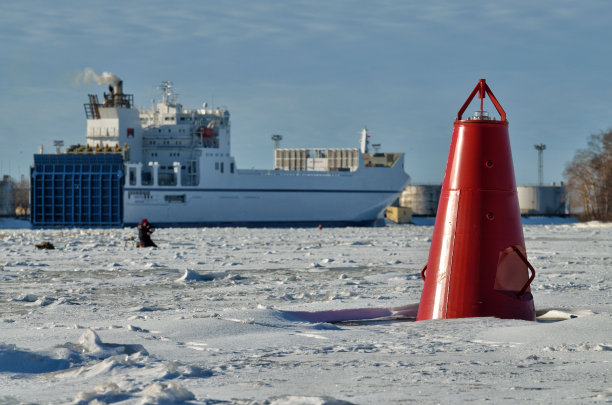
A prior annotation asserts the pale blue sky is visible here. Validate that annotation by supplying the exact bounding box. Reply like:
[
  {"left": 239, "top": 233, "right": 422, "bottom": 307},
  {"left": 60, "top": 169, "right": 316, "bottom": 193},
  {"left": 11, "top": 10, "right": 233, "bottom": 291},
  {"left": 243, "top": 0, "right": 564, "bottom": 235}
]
[{"left": 1, "top": 1, "right": 611, "bottom": 185}]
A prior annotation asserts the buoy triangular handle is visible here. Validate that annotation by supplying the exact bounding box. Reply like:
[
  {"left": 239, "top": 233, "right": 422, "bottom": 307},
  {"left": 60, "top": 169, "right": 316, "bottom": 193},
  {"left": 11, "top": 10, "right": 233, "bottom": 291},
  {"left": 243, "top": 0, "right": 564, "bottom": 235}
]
[{"left": 456, "top": 79, "right": 506, "bottom": 122}]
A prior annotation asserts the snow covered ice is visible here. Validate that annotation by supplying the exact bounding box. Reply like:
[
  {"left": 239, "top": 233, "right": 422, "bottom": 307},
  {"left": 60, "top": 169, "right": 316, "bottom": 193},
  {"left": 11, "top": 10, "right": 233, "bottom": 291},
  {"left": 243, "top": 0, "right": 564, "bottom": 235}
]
[{"left": 0, "top": 219, "right": 611, "bottom": 404}]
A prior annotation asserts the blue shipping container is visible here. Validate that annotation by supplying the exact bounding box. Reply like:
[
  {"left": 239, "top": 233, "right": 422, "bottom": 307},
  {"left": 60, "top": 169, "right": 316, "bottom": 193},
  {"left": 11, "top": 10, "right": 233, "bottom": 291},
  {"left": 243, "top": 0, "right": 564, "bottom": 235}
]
[{"left": 31, "top": 154, "right": 123, "bottom": 227}]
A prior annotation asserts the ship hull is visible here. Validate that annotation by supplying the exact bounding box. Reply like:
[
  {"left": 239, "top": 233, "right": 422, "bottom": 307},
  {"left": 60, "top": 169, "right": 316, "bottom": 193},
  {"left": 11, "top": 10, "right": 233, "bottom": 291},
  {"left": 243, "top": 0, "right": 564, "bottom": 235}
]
[{"left": 124, "top": 166, "right": 408, "bottom": 226}]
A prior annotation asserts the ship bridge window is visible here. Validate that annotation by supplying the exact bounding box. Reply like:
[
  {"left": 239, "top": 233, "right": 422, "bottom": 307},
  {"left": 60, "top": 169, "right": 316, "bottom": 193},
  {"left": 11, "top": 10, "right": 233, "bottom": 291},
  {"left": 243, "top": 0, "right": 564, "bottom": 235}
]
[
  {"left": 129, "top": 167, "right": 137, "bottom": 185},
  {"left": 141, "top": 172, "right": 152, "bottom": 185}
]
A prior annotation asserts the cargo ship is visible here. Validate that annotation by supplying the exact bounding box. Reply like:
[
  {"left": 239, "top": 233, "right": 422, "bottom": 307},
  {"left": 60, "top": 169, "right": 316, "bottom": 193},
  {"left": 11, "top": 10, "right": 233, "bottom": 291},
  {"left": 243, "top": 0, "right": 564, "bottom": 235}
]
[{"left": 31, "top": 78, "right": 409, "bottom": 227}]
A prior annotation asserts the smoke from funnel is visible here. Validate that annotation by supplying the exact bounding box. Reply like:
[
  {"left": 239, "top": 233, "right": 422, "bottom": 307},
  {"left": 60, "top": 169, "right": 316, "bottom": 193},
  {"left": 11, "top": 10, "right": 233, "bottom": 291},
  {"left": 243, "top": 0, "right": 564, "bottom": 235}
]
[{"left": 74, "top": 67, "right": 121, "bottom": 86}]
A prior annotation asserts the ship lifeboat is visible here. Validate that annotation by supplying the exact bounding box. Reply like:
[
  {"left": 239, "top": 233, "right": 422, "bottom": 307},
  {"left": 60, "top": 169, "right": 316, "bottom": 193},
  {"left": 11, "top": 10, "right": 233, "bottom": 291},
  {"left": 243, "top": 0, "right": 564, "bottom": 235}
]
[{"left": 196, "top": 126, "right": 214, "bottom": 138}]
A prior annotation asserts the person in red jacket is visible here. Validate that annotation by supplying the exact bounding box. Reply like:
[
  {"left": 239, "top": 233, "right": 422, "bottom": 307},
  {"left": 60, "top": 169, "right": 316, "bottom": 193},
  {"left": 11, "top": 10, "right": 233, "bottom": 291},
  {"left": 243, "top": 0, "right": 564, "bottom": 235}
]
[{"left": 137, "top": 219, "right": 157, "bottom": 248}]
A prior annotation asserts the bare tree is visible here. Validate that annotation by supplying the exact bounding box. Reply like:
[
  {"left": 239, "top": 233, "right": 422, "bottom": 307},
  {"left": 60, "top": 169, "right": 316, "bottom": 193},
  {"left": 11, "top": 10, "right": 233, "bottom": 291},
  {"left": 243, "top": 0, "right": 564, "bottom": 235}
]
[
  {"left": 12, "top": 177, "right": 30, "bottom": 217},
  {"left": 564, "top": 130, "right": 612, "bottom": 221}
]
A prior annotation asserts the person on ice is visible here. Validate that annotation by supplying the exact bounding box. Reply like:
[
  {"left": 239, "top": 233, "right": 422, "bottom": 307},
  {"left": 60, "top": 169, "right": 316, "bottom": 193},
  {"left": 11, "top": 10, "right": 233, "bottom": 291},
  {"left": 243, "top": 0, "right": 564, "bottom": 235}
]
[{"left": 137, "top": 218, "right": 157, "bottom": 248}]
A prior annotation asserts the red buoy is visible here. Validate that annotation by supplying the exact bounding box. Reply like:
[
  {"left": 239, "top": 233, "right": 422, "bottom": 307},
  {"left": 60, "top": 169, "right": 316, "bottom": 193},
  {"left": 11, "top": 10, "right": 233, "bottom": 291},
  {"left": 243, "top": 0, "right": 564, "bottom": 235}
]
[{"left": 416, "top": 79, "right": 536, "bottom": 321}]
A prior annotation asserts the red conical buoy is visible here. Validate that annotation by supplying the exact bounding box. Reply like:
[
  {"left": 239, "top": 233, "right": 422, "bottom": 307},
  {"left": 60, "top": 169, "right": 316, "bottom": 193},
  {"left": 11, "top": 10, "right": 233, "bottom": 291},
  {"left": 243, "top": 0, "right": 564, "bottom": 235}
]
[{"left": 416, "top": 79, "right": 536, "bottom": 321}]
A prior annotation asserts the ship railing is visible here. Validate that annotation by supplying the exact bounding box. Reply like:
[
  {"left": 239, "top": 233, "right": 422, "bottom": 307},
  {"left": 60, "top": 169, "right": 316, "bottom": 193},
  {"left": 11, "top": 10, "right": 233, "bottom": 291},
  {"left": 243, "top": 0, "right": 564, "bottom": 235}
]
[{"left": 236, "top": 169, "right": 349, "bottom": 177}]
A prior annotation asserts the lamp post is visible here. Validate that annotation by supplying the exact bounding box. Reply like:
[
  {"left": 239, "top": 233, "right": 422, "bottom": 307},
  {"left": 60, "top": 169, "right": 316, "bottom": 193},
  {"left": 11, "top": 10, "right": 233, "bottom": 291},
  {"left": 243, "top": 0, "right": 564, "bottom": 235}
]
[
  {"left": 271, "top": 134, "right": 283, "bottom": 149},
  {"left": 534, "top": 144, "right": 546, "bottom": 186}
]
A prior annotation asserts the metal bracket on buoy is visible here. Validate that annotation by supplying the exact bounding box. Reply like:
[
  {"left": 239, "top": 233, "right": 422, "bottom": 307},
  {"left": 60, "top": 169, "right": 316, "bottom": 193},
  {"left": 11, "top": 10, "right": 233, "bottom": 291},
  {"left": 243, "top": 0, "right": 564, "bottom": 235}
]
[
  {"left": 420, "top": 263, "right": 427, "bottom": 281},
  {"left": 510, "top": 246, "right": 536, "bottom": 298},
  {"left": 456, "top": 78, "right": 506, "bottom": 122}
]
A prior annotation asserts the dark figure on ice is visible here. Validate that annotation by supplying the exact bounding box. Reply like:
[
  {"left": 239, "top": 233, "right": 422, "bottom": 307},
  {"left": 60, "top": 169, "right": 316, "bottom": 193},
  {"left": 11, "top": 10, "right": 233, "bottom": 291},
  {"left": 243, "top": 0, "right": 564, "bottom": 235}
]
[{"left": 138, "top": 218, "right": 157, "bottom": 248}]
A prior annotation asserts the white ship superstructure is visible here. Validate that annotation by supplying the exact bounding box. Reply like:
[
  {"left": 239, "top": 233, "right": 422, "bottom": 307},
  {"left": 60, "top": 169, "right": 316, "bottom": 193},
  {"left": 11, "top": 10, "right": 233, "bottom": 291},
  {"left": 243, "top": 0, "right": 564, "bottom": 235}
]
[{"left": 81, "top": 80, "right": 410, "bottom": 226}]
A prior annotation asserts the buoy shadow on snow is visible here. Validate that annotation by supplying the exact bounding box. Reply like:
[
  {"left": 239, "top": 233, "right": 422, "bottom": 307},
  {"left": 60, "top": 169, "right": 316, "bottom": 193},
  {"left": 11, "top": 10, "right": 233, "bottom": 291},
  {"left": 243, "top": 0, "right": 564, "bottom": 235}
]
[
  {"left": 283, "top": 305, "right": 593, "bottom": 325},
  {"left": 283, "top": 303, "right": 419, "bottom": 324}
]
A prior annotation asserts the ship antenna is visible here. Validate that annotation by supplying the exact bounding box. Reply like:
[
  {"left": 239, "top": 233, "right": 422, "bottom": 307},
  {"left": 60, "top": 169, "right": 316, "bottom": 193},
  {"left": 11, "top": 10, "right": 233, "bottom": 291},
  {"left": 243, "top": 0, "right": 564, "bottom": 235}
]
[{"left": 159, "top": 80, "right": 176, "bottom": 105}]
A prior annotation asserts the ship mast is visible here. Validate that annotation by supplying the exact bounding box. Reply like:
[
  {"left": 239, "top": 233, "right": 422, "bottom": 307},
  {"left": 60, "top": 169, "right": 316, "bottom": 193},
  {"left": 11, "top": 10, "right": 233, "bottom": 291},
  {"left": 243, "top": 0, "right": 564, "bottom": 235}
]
[{"left": 159, "top": 81, "right": 177, "bottom": 106}]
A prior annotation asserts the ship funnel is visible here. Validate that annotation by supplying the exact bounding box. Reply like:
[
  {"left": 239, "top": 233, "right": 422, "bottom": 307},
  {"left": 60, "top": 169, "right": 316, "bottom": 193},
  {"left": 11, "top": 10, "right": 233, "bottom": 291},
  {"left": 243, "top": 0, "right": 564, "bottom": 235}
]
[
  {"left": 101, "top": 79, "right": 132, "bottom": 108},
  {"left": 111, "top": 80, "right": 124, "bottom": 105},
  {"left": 416, "top": 79, "right": 536, "bottom": 321},
  {"left": 75, "top": 68, "right": 132, "bottom": 108}
]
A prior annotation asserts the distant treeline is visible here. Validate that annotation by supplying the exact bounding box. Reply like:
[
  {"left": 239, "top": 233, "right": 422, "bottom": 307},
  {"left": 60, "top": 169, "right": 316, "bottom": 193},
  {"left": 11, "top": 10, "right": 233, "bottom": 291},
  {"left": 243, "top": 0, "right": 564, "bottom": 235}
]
[
  {"left": 0, "top": 176, "right": 29, "bottom": 217},
  {"left": 564, "top": 130, "right": 612, "bottom": 221}
]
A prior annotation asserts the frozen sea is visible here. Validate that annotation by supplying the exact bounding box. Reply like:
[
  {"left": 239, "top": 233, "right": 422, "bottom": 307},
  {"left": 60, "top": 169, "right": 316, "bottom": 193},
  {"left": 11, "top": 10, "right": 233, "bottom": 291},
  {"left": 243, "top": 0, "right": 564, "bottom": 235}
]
[{"left": 0, "top": 218, "right": 610, "bottom": 404}]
